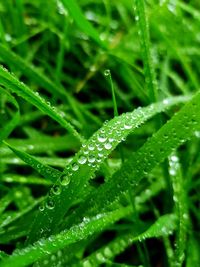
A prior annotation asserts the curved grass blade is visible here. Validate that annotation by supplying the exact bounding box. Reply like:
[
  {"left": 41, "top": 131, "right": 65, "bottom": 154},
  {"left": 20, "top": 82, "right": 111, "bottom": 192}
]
[
  {"left": 27, "top": 96, "right": 188, "bottom": 244},
  {"left": 4, "top": 142, "right": 62, "bottom": 182},
  {"left": 0, "top": 207, "right": 132, "bottom": 267},
  {"left": 0, "top": 88, "right": 19, "bottom": 142},
  {"left": 0, "top": 66, "right": 84, "bottom": 143},
  {"left": 78, "top": 214, "right": 176, "bottom": 267},
  {"left": 61, "top": 0, "right": 106, "bottom": 49},
  {"left": 68, "top": 90, "right": 200, "bottom": 222},
  {"left": 168, "top": 153, "right": 189, "bottom": 266},
  {"left": 134, "top": 0, "right": 158, "bottom": 102}
]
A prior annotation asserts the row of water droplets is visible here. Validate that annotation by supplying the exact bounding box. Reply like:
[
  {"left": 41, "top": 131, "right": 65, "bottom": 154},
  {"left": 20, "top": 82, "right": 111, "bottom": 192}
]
[{"left": 38, "top": 98, "right": 174, "bottom": 212}]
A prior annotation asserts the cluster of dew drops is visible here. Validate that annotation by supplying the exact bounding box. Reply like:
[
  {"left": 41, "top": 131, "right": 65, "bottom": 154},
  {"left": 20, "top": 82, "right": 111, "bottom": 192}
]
[{"left": 38, "top": 107, "right": 151, "bottom": 212}]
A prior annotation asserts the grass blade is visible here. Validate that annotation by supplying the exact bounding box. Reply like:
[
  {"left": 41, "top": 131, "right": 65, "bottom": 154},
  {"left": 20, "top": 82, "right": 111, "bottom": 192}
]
[
  {"left": 27, "top": 96, "right": 188, "bottom": 244},
  {"left": 0, "top": 207, "right": 132, "bottom": 267},
  {"left": 134, "top": 0, "right": 158, "bottom": 102},
  {"left": 0, "top": 66, "right": 84, "bottom": 143}
]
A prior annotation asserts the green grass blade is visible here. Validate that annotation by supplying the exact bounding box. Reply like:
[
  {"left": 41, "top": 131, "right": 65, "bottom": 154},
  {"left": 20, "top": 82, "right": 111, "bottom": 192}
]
[
  {"left": 27, "top": 96, "right": 188, "bottom": 244},
  {"left": 4, "top": 142, "right": 62, "bottom": 182},
  {"left": 0, "top": 66, "right": 84, "bottom": 143},
  {"left": 0, "top": 207, "right": 132, "bottom": 267},
  {"left": 74, "top": 91, "right": 200, "bottom": 218},
  {"left": 168, "top": 153, "right": 189, "bottom": 266},
  {"left": 134, "top": 0, "right": 158, "bottom": 102},
  {"left": 61, "top": 0, "right": 106, "bottom": 49},
  {"left": 77, "top": 214, "right": 176, "bottom": 267},
  {"left": 0, "top": 88, "right": 20, "bottom": 142}
]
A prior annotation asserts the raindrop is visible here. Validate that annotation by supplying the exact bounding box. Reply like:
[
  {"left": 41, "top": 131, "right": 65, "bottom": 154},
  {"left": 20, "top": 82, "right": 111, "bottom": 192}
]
[
  {"left": 51, "top": 185, "right": 62, "bottom": 195},
  {"left": 97, "top": 134, "right": 107, "bottom": 143},
  {"left": 88, "top": 155, "right": 95, "bottom": 163},
  {"left": 104, "top": 143, "right": 112, "bottom": 150},
  {"left": 123, "top": 123, "right": 132, "bottom": 130},
  {"left": 72, "top": 163, "right": 79, "bottom": 171},
  {"left": 46, "top": 199, "right": 55, "bottom": 210},
  {"left": 60, "top": 175, "right": 71, "bottom": 186},
  {"left": 104, "top": 69, "right": 110, "bottom": 76},
  {"left": 88, "top": 144, "right": 95, "bottom": 151},
  {"left": 78, "top": 155, "right": 87, "bottom": 164}
]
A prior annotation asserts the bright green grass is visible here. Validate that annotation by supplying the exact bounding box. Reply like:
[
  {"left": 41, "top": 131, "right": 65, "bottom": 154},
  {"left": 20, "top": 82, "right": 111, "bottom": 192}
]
[{"left": 0, "top": 0, "right": 200, "bottom": 266}]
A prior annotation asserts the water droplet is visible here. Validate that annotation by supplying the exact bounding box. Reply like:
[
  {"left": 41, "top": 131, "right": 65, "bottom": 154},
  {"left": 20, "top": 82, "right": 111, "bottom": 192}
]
[
  {"left": 104, "top": 143, "right": 112, "bottom": 150},
  {"left": 72, "top": 163, "right": 79, "bottom": 171},
  {"left": 51, "top": 185, "right": 62, "bottom": 195},
  {"left": 88, "top": 144, "right": 95, "bottom": 151},
  {"left": 104, "top": 69, "right": 110, "bottom": 76},
  {"left": 78, "top": 155, "right": 87, "bottom": 164},
  {"left": 60, "top": 175, "right": 71, "bottom": 186},
  {"left": 123, "top": 123, "right": 132, "bottom": 130},
  {"left": 88, "top": 155, "right": 95, "bottom": 163},
  {"left": 97, "top": 134, "right": 107, "bottom": 143},
  {"left": 46, "top": 199, "right": 55, "bottom": 210},
  {"left": 39, "top": 203, "right": 45, "bottom": 212}
]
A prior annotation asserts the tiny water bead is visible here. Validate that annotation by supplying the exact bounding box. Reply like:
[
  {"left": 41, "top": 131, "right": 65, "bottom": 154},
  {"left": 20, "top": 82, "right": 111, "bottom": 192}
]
[
  {"left": 104, "top": 142, "right": 112, "bottom": 150},
  {"left": 78, "top": 155, "right": 87, "bottom": 164},
  {"left": 72, "top": 163, "right": 79, "bottom": 171},
  {"left": 51, "top": 185, "right": 62, "bottom": 195},
  {"left": 88, "top": 155, "right": 96, "bottom": 163},
  {"left": 104, "top": 69, "right": 110, "bottom": 76},
  {"left": 46, "top": 199, "right": 55, "bottom": 210},
  {"left": 97, "top": 134, "right": 107, "bottom": 143},
  {"left": 60, "top": 175, "right": 71, "bottom": 186}
]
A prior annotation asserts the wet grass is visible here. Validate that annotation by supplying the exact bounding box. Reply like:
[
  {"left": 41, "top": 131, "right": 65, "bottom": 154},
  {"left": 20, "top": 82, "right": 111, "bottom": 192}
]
[{"left": 0, "top": 0, "right": 200, "bottom": 266}]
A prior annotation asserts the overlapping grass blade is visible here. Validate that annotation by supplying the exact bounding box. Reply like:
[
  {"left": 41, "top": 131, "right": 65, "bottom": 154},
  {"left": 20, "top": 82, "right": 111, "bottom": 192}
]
[
  {"left": 134, "top": 0, "right": 158, "bottom": 102},
  {"left": 27, "top": 96, "right": 188, "bottom": 244},
  {"left": 0, "top": 66, "right": 84, "bottom": 143},
  {"left": 0, "top": 207, "right": 132, "bottom": 267},
  {"left": 0, "top": 88, "right": 19, "bottom": 142},
  {"left": 4, "top": 142, "right": 62, "bottom": 182},
  {"left": 61, "top": 0, "right": 106, "bottom": 49},
  {"left": 68, "top": 91, "right": 200, "bottom": 223},
  {"left": 78, "top": 214, "right": 176, "bottom": 267}
]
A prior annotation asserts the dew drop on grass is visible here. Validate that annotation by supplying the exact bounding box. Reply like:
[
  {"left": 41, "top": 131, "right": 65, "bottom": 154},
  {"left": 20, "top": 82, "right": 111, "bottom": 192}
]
[
  {"left": 83, "top": 260, "right": 92, "bottom": 267},
  {"left": 46, "top": 199, "right": 55, "bottom": 210},
  {"left": 104, "top": 143, "right": 112, "bottom": 150},
  {"left": 88, "top": 155, "right": 95, "bottom": 163},
  {"left": 97, "top": 134, "right": 107, "bottom": 143},
  {"left": 78, "top": 155, "right": 87, "bottom": 164},
  {"left": 104, "top": 69, "right": 110, "bottom": 76},
  {"left": 39, "top": 203, "right": 45, "bottom": 212},
  {"left": 51, "top": 185, "right": 62, "bottom": 195},
  {"left": 123, "top": 123, "right": 133, "bottom": 130},
  {"left": 60, "top": 175, "right": 71, "bottom": 186},
  {"left": 88, "top": 144, "right": 95, "bottom": 151},
  {"left": 72, "top": 163, "right": 79, "bottom": 171}
]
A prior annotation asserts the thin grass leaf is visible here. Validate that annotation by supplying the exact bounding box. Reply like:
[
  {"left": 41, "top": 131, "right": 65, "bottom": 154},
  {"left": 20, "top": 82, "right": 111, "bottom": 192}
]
[
  {"left": 61, "top": 0, "right": 106, "bottom": 48},
  {"left": 76, "top": 214, "right": 176, "bottom": 267},
  {"left": 70, "top": 91, "right": 200, "bottom": 222},
  {"left": 0, "top": 207, "right": 132, "bottom": 267},
  {"left": 0, "top": 88, "right": 20, "bottom": 142},
  {"left": 27, "top": 96, "right": 188, "bottom": 244},
  {"left": 134, "top": 0, "right": 158, "bottom": 102},
  {"left": 2, "top": 174, "right": 52, "bottom": 186},
  {"left": 168, "top": 153, "right": 189, "bottom": 266},
  {"left": 4, "top": 142, "right": 62, "bottom": 182},
  {"left": 0, "top": 66, "right": 84, "bottom": 143}
]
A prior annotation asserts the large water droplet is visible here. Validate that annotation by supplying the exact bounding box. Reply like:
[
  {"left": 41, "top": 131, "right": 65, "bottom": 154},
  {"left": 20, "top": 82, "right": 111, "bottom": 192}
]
[
  {"left": 46, "top": 199, "right": 55, "bottom": 210},
  {"left": 104, "top": 143, "right": 112, "bottom": 150},
  {"left": 78, "top": 155, "right": 87, "bottom": 164},
  {"left": 51, "top": 185, "right": 62, "bottom": 195},
  {"left": 97, "top": 134, "right": 107, "bottom": 143},
  {"left": 88, "top": 155, "right": 95, "bottom": 163},
  {"left": 104, "top": 69, "right": 110, "bottom": 76},
  {"left": 72, "top": 163, "right": 79, "bottom": 171},
  {"left": 60, "top": 175, "right": 71, "bottom": 186}
]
